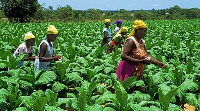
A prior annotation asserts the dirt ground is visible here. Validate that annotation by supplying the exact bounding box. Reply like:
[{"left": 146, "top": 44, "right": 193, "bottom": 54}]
[{"left": 184, "top": 104, "right": 195, "bottom": 111}]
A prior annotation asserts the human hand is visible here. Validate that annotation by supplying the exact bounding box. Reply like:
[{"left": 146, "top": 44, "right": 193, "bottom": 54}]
[
  {"left": 141, "top": 59, "right": 151, "bottom": 65},
  {"left": 54, "top": 55, "right": 62, "bottom": 61},
  {"left": 158, "top": 62, "right": 166, "bottom": 68}
]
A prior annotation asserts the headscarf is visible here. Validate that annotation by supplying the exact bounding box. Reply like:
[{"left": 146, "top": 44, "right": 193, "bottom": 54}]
[
  {"left": 116, "top": 27, "right": 128, "bottom": 35},
  {"left": 114, "top": 20, "right": 122, "bottom": 24},
  {"left": 47, "top": 25, "right": 58, "bottom": 34},
  {"left": 24, "top": 32, "right": 35, "bottom": 41},
  {"left": 127, "top": 20, "right": 147, "bottom": 38},
  {"left": 104, "top": 19, "right": 111, "bottom": 23}
]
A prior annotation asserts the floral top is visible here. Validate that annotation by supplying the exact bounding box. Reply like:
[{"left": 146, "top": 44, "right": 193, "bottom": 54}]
[{"left": 13, "top": 43, "right": 33, "bottom": 66}]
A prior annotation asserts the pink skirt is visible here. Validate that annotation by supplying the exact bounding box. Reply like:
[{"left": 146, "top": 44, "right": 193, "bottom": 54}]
[{"left": 116, "top": 60, "right": 136, "bottom": 82}]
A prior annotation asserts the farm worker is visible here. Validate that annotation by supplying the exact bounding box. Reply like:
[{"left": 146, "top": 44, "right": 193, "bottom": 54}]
[
  {"left": 116, "top": 20, "right": 166, "bottom": 82},
  {"left": 13, "top": 32, "right": 36, "bottom": 66},
  {"left": 114, "top": 20, "right": 122, "bottom": 34},
  {"left": 101, "top": 19, "right": 113, "bottom": 47},
  {"left": 34, "top": 25, "right": 62, "bottom": 71},
  {"left": 107, "top": 27, "right": 128, "bottom": 54}
]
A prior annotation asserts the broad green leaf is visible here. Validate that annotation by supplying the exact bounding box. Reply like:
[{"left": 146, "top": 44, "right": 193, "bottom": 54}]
[
  {"left": 122, "top": 76, "right": 137, "bottom": 89},
  {"left": 95, "top": 91, "right": 115, "bottom": 104},
  {"left": 167, "top": 103, "right": 183, "bottom": 111},
  {"left": 35, "top": 71, "right": 57, "bottom": 85},
  {"left": 52, "top": 82, "right": 68, "bottom": 93},
  {"left": 128, "top": 91, "right": 151, "bottom": 103},
  {"left": 45, "top": 89, "right": 58, "bottom": 106},
  {"left": 19, "top": 80, "right": 32, "bottom": 89},
  {"left": 66, "top": 72, "right": 83, "bottom": 83},
  {"left": 185, "top": 93, "right": 198, "bottom": 107},
  {"left": 20, "top": 96, "right": 34, "bottom": 109},
  {"left": 0, "top": 88, "right": 8, "bottom": 100},
  {"left": 0, "top": 63, "right": 7, "bottom": 68},
  {"left": 31, "top": 90, "right": 44, "bottom": 99},
  {"left": 88, "top": 82, "right": 97, "bottom": 95},
  {"left": 14, "top": 107, "right": 28, "bottom": 111},
  {"left": 45, "top": 106, "right": 66, "bottom": 111},
  {"left": 19, "top": 74, "right": 34, "bottom": 84},
  {"left": 77, "top": 89, "right": 87, "bottom": 111},
  {"left": 56, "top": 61, "right": 69, "bottom": 82},
  {"left": 87, "top": 104, "right": 103, "bottom": 111},
  {"left": 139, "top": 101, "right": 160, "bottom": 108},
  {"left": 32, "top": 97, "right": 47, "bottom": 111},
  {"left": 159, "top": 87, "right": 179, "bottom": 111},
  {"left": 114, "top": 80, "right": 128, "bottom": 111},
  {"left": 103, "top": 107, "right": 116, "bottom": 111}
]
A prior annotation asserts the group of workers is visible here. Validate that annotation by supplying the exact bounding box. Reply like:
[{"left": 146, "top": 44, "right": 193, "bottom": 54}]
[
  {"left": 102, "top": 19, "right": 166, "bottom": 82},
  {"left": 13, "top": 19, "right": 166, "bottom": 82}
]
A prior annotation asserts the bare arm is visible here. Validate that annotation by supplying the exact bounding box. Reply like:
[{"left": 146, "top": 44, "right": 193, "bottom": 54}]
[
  {"left": 104, "top": 31, "right": 112, "bottom": 38},
  {"left": 23, "top": 53, "right": 35, "bottom": 61},
  {"left": 118, "top": 36, "right": 122, "bottom": 48},
  {"left": 38, "top": 43, "right": 59, "bottom": 62},
  {"left": 144, "top": 46, "right": 166, "bottom": 68},
  {"left": 121, "top": 39, "right": 148, "bottom": 64}
]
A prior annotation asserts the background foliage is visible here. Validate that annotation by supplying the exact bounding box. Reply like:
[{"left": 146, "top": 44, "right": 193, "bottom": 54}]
[{"left": 0, "top": 1, "right": 200, "bottom": 22}]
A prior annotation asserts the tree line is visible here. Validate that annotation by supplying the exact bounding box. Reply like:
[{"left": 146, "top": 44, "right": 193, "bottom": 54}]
[{"left": 0, "top": 0, "right": 200, "bottom": 23}]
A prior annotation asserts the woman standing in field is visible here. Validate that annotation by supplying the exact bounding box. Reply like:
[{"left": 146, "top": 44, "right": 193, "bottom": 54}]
[
  {"left": 107, "top": 27, "right": 128, "bottom": 53},
  {"left": 34, "top": 25, "right": 62, "bottom": 71},
  {"left": 13, "top": 32, "right": 35, "bottom": 66},
  {"left": 114, "top": 20, "right": 122, "bottom": 34},
  {"left": 116, "top": 20, "right": 166, "bottom": 82},
  {"left": 101, "top": 19, "right": 113, "bottom": 47}
]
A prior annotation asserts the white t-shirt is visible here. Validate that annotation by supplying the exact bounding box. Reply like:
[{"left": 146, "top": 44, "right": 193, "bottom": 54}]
[{"left": 114, "top": 27, "right": 120, "bottom": 34}]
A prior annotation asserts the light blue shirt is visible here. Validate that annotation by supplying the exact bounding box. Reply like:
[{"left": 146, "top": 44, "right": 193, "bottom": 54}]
[{"left": 103, "top": 28, "right": 112, "bottom": 43}]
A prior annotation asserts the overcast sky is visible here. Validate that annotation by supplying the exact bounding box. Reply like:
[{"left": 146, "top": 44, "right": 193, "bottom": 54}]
[{"left": 38, "top": 0, "right": 200, "bottom": 10}]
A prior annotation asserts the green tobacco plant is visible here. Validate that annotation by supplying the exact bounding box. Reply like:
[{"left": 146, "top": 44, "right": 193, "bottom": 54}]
[
  {"left": 0, "top": 20, "right": 200, "bottom": 110},
  {"left": 55, "top": 60, "right": 70, "bottom": 83},
  {"left": 158, "top": 85, "right": 179, "bottom": 111}
]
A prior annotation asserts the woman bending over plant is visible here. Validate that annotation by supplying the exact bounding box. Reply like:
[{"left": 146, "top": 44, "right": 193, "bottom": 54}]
[
  {"left": 13, "top": 32, "right": 36, "bottom": 67},
  {"left": 116, "top": 20, "right": 166, "bottom": 82},
  {"left": 34, "top": 25, "right": 62, "bottom": 71},
  {"left": 107, "top": 27, "right": 128, "bottom": 54}
]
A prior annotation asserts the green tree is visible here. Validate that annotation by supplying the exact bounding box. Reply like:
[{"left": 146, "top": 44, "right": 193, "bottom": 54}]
[
  {"left": 54, "top": 5, "right": 73, "bottom": 21},
  {"left": 42, "top": 6, "right": 55, "bottom": 21},
  {"left": 85, "top": 9, "right": 103, "bottom": 20},
  {"left": 168, "top": 5, "right": 181, "bottom": 14},
  {"left": 134, "top": 10, "right": 153, "bottom": 20},
  {"left": 33, "top": 4, "right": 45, "bottom": 21},
  {"left": 185, "top": 8, "right": 199, "bottom": 19},
  {"left": 73, "top": 10, "right": 85, "bottom": 22},
  {"left": 0, "top": 0, "right": 39, "bottom": 22}
]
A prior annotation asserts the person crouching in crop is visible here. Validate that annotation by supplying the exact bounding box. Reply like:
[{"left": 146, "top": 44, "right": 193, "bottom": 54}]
[
  {"left": 116, "top": 20, "right": 166, "bottom": 82},
  {"left": 107, "top": 27, "right": 128, "bottom": 54},
  {"left": 13, "top": 32, "right": 36, "bottom": 67},
  {"left": 101, "top": 19, "right": 113, "bottom": 47},
  {"left": 34, "top": 25, "right": 62, "bottom": 71}
]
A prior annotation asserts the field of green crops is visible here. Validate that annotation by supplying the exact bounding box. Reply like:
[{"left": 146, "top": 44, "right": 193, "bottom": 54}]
[{"left": 0, "top": 19, "right": 200, "bottom": 111}]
